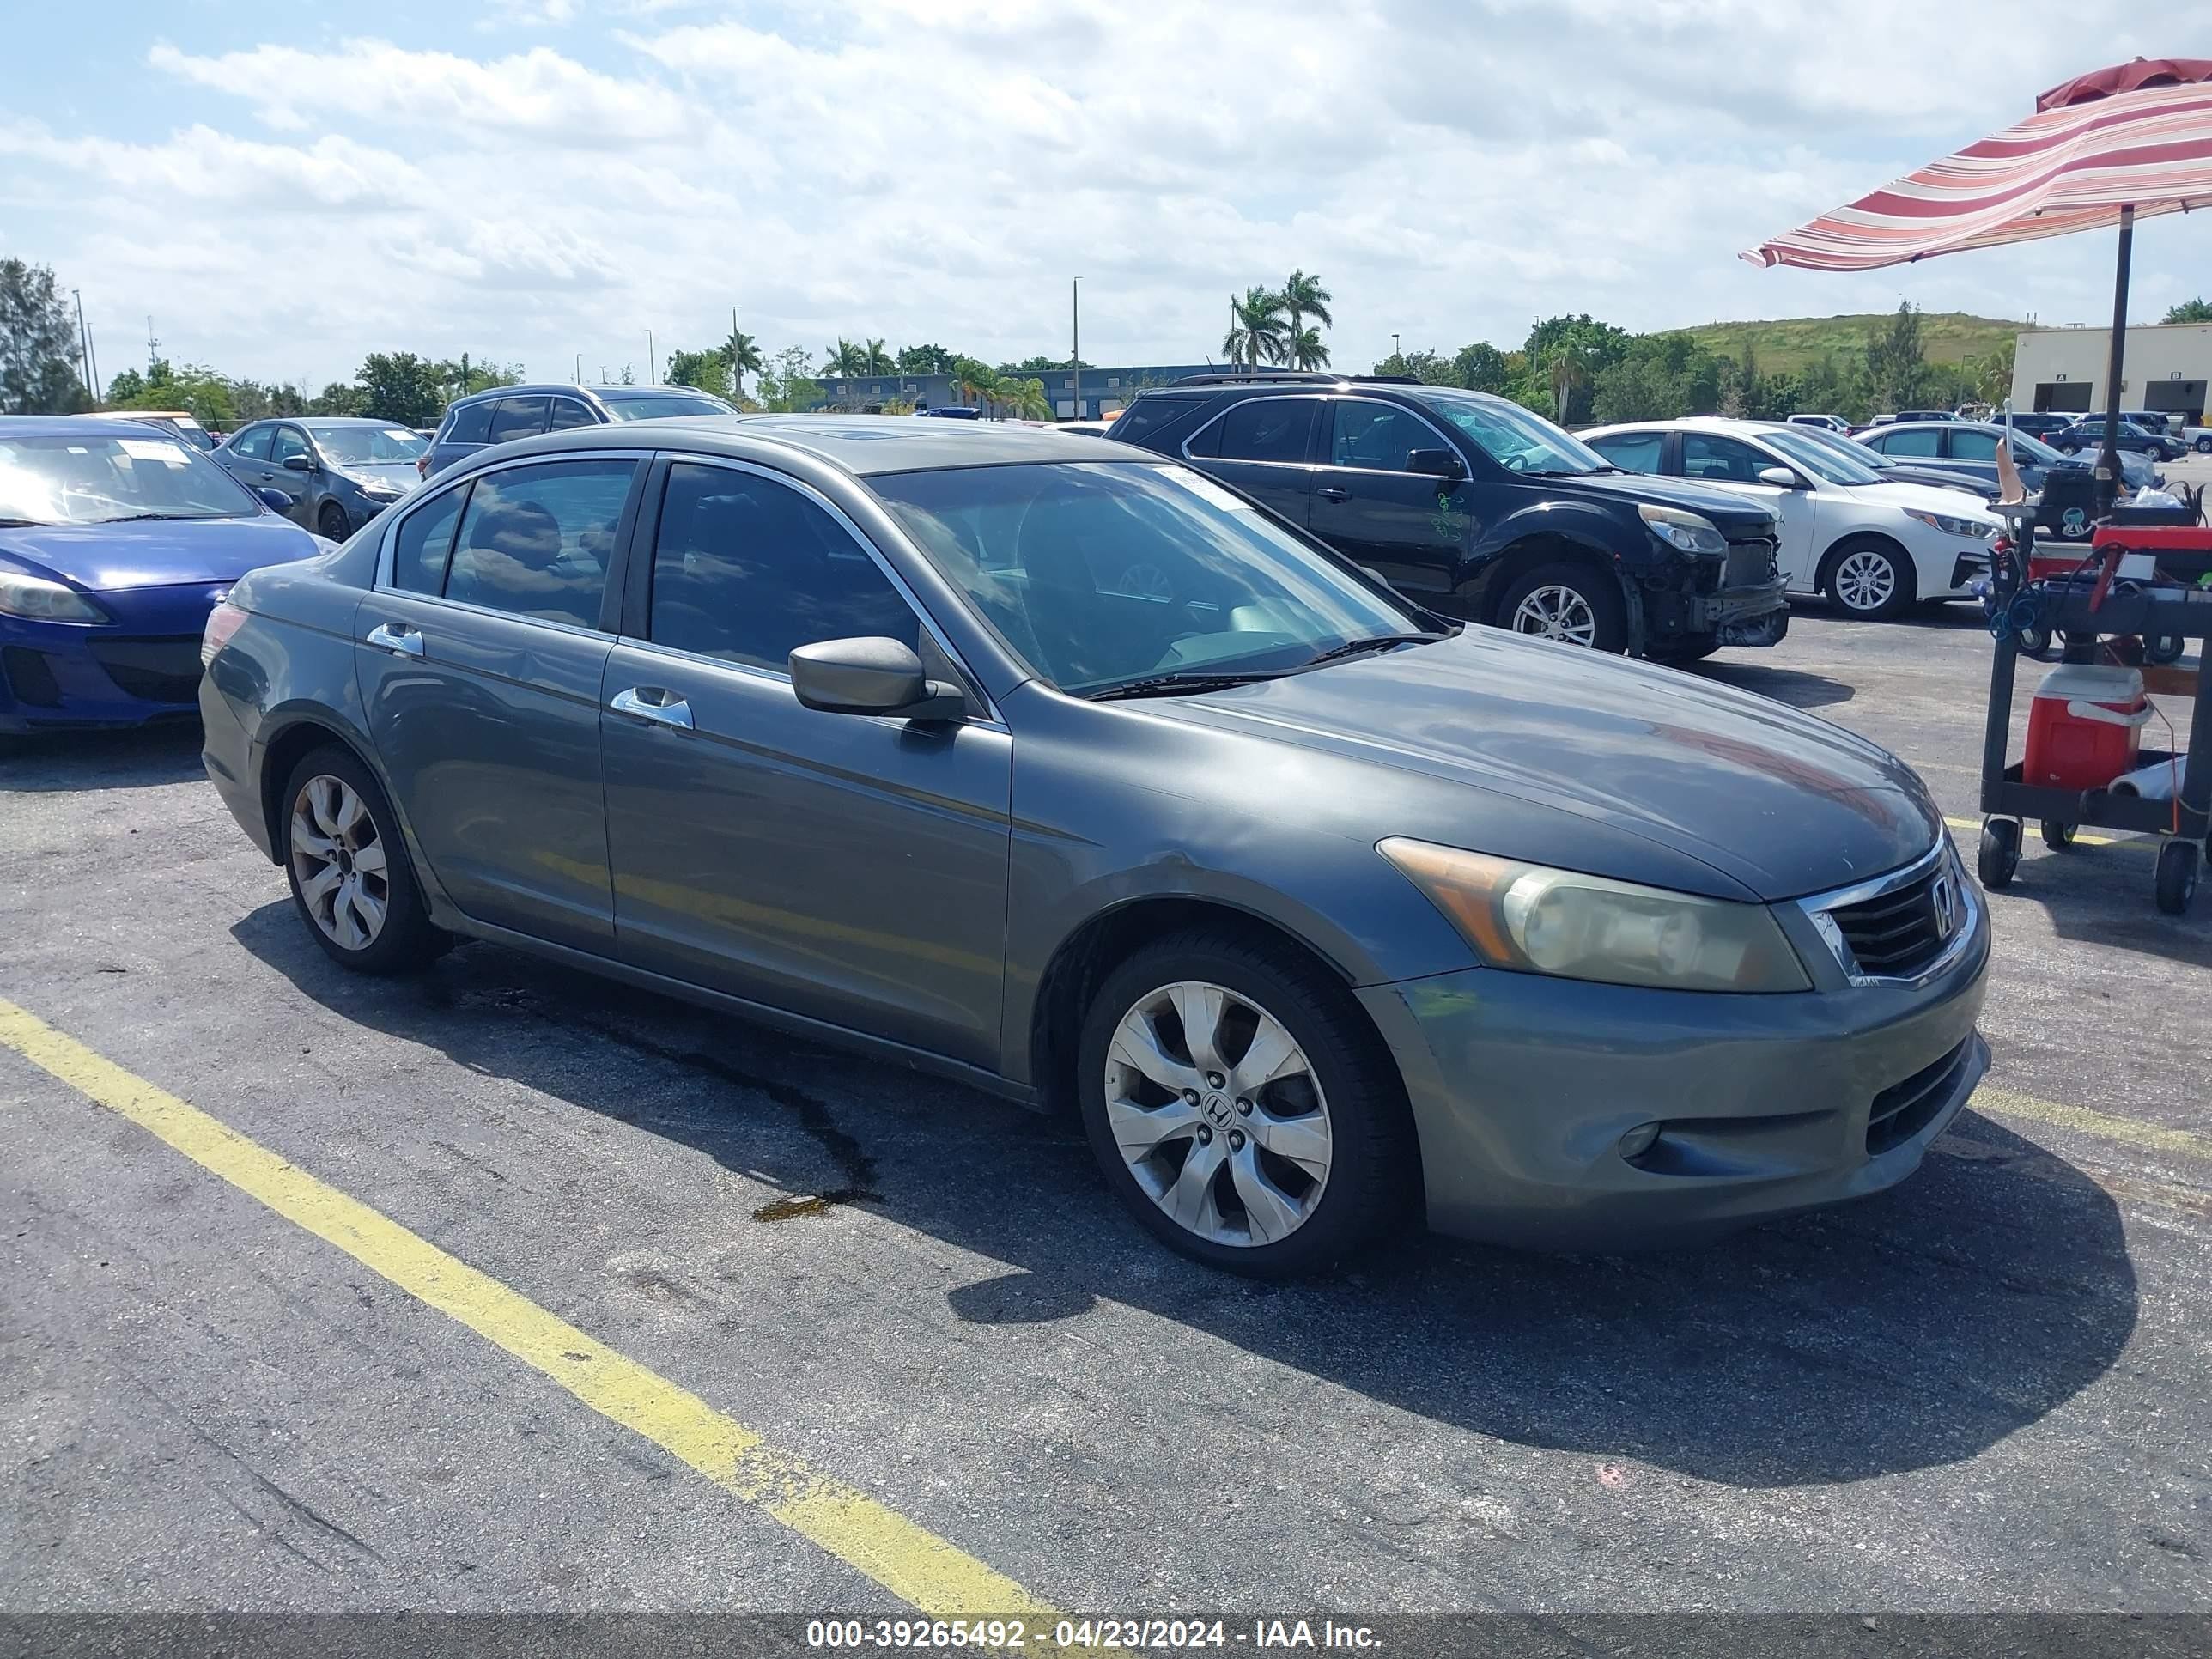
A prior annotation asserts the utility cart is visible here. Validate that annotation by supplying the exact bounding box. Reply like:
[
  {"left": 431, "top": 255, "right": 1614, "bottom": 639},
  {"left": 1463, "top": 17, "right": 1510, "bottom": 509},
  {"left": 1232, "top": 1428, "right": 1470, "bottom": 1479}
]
[{"left": 1978, "top": 520, "right": 2212, "bottom": 915}]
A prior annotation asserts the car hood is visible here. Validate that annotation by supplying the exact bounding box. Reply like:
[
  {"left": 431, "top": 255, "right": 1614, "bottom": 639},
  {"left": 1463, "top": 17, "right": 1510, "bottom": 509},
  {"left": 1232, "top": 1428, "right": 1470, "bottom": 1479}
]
[
  {"left": 0, "top": 513, "right": 320, "bottom": 590},
  {"left": 339, "top": 464, "right": 421, "bottom": 490},
  {"left": 1152, "top": 631, "right": 1942, "bottom": 902},
  {"left": 1530, "top": 470, "right": 1779, "bottom": 537},
  {"left": 1850, "top": 481, "right": 2001, "bottom": 521}
]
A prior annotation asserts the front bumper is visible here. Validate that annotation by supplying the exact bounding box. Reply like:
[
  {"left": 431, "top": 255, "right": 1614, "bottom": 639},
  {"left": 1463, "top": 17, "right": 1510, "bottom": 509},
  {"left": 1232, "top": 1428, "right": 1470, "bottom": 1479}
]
[
  {"left": 1358, "top": 879, "right": 1991, "bottom": 1250},
  {"left": 0, "top": 583, "right": 225, "bottom": 732}
]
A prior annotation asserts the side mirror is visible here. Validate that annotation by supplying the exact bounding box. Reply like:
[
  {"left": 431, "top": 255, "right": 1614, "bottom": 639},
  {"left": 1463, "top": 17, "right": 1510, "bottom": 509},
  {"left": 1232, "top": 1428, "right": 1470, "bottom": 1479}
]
[
  {"left": 1407, "top": 447, "right": 1466, "bottom": 482},
  {"left": 281, "top": 453, "right": 313, "bottom": 472},
  {"left": 257, "top": 488, "right": 292, "bottom": 512},
  {"left": 790, "top": 636, "right": 966, "bottom": 721},
  {"left": 1757, "top": 465, "right": 1803, "bottom": 489}
]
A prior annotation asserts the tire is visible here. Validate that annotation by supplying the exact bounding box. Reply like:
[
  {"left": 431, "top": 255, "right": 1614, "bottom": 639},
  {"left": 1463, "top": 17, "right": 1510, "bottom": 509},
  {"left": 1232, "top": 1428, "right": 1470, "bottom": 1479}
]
[
  {"left": 1647, "top": 635, "right": 1723, "bottom": 665},
  {"left": 2040, "top": 820, "right": 2075, "bottom": 852},
  {"left": 2018, "top": 624, "right": 2062, "bottom": 662},
  {"left": 2155, "top": 838, "right": 2199, "bottom": 916},
  {"left": 1978, "top": 819, "right": 2021, "bottom": 890},
  {"left": 1821, "top": 537, "right": 1917, "bottom": 620},
  {"left": 1495, "top": 561, "right": 1628, "bottom": 653},
  {"left": 2145, "top": 633, "right": 2187, "bottom": 665},
  {"left": 2059, "top": 441, "right": 2081, "bottom": 456},
  {"left": 1074, "top": 928, "right": 1415, "bottom": 1277},
  {"left": 318, "top": 502, "right": 351, "bottom": 542},
  {"left": 280, "top": 744, "right": 445, "bottom": 974},
  {"left": 2197, "top": 436, "right": 2211, "bottom": 455}
]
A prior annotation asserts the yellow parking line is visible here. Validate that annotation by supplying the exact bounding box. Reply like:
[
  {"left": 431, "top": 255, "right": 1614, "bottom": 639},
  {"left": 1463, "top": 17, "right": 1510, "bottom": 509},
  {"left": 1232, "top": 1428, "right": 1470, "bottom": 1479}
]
[
  {"left": 0, "top": 999, "right": 1066, "bottom": 1624},
  {"left": 1942, "top": 815, "right": 2139, "bottom": 849},
  {"left": 1972, "top": 1083, "right": 2212, "bottom": 1166}
]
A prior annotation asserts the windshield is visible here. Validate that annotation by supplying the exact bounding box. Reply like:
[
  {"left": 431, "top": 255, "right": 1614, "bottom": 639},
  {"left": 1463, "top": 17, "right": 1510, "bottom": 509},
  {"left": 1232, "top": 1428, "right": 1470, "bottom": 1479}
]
[
  {"left": 0, "top": 432, "right": 258, "bottom": 526},
  {"left": 601, "top": 394, "right": 735, "bottom": 421},
  {"left": 308, "top": 424, "right": 427, "bottom": 465},
  {"left": 1413, "top": 390, "right": 1612, "bottom": 475},
  {"left": 1759, "top": 426, "right": 1886, "bottom": 486},
  {"left": 870, "top": 462, "right": 1428, "bottom": 696}
]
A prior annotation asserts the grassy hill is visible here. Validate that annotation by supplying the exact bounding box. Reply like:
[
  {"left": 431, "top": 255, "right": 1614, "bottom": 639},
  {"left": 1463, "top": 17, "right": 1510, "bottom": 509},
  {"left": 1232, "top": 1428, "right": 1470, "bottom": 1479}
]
[{"left": 1677, "top": 312, "right": 2023, "bottom": 373}]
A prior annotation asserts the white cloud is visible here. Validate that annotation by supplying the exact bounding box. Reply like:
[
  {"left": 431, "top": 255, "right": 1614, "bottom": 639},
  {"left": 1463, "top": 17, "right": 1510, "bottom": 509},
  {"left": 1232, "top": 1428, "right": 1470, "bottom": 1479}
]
[{"left": 15, "top": 2, "right": 2207, "bottom": 391}]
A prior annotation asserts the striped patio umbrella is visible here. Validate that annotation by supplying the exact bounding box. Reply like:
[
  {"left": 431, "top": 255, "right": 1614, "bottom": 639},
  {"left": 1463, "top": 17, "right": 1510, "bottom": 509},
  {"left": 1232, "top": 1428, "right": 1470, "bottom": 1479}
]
[{"left": 1745, "top": 58, "right": 2212, "bottom": 498}]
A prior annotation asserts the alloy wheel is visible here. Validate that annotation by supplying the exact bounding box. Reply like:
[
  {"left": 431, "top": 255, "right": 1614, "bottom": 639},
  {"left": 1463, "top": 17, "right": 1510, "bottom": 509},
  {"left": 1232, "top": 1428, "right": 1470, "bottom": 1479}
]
[
  {"left": 290, "top": 775, "right": 390, "bottom": 951},
  {"left": 1834, "top": 550, "right": 1898, "bottom": 612},
  {"left": 1103, "top": 981, "right": 1333, "bottom": 1248},
  {"left": 1508, "top": 584, "right": 1599, "bottom": 646}
]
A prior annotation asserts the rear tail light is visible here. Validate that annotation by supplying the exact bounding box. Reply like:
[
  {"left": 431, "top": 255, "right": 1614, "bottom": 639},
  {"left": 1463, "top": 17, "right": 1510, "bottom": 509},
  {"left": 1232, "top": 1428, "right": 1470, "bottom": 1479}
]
[{"left": 201, "top": 599, "right": 249, "bottom": 669}]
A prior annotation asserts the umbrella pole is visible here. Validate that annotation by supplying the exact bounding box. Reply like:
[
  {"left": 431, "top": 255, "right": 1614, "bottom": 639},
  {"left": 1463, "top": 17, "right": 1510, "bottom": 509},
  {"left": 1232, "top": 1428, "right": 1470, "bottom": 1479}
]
[{"left": 2097, "top": 204, "right": 2136, "bottom": 514}]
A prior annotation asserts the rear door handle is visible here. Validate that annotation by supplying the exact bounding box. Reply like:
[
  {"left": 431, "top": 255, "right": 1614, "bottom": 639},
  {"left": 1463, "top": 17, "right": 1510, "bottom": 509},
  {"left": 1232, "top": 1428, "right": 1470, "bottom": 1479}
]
[
  {"left": 1316, "top": 485, "right": 1351, "bottom": 502},
  {"left": 609, "top": 686, "right": 694, "bottom": 731},
  {"left": 364, "top": 623, "right": 424, "bottom": 659}
]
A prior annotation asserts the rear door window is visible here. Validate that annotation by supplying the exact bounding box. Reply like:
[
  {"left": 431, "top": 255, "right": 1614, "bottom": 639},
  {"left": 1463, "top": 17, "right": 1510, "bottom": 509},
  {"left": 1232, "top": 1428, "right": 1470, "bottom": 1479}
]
[
  {"left": 547, "top": 398, "right": 599, "bottom": 431},
  {"left": 442, "top": 459, "right": 635, "bottom": 629},
  {"left": 487, "top": 398, "right": 551, "bottom": 444},
  {"left": 445, "top": 400, "right": 495, "bottom": 446},
  {"left": 1588, "top": 431, "right": 1665, "bottom": 474},
  {"left": 1111, "top": 396, "right": 1201, "bottom": 447},
  {"left": 392, "top": 483, "right": 470, "bottom": 594},
  {"left": 1878, "top": 428, "right": 1942, "bottom": 457},
  {"left": 1680, "top": 433, "right": 1771, "bottom": 483},
  {"left": 1952, "top": 430, "right": 2001, "bottom": 461},
  {"left": 1212, "top": 398, "right": 1316, "bottom": 464}
]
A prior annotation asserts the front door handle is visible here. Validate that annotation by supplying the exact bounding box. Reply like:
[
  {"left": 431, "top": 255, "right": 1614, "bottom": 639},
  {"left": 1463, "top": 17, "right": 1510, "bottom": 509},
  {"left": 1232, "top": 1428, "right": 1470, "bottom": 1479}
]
[
  {"left": 609, "top": 686, "right": 694, "bottom": 731},
  {"left": 1316, "top": 485, "right": 1351, "bottom": 502},
  {"left": 364, "top": 622, "right": 424, "bottom": 659}
]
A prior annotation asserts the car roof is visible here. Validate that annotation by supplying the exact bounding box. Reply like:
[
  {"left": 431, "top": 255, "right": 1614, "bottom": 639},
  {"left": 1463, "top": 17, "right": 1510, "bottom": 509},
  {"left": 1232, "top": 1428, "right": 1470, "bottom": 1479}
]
[
  {"left": 452, "top": 382, "right": 726, "bottom": 405},
  {"left": 0, "top": 414, "right": 189, "bottom": 439},
  {"left": 483, "top": 413, "right": 1159, "bottom": 478}
]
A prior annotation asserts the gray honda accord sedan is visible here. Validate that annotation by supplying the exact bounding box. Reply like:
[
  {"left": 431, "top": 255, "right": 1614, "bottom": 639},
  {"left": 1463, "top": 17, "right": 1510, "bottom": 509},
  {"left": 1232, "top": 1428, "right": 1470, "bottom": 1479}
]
[{"left": 199, "top": 416, "right": 1990, "bottom": 1274}]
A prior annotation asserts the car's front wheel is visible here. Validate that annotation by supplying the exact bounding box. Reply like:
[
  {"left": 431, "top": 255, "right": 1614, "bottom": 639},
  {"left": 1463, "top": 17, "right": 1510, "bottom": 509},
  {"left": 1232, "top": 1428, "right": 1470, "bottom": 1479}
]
[
  {"left": 2195, "top": 435, "right": 2211, "bottom": 455},
  {"left": 282, "top": 744, "right": 445, "bottom": 974},
  {"left": 1497, "top": 562, "right": 1627, "bottom": 653},
  {"left": 1823, "top": 537, "right": 1916, "bottom": 619},
  {"left": 1075, "top": 930, "right": 1413, "bottom": 1276},
  {"left": 318, "top": 502, "right": 351, "bottom": 542}
]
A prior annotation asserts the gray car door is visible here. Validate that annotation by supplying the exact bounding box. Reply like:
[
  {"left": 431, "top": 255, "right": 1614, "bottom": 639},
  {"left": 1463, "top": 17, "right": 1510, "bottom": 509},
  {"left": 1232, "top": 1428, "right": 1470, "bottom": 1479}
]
[
  {"left": 600, "top": 458, "right": 1012, "bottom": 1066},
  {"left": 222, "top": 422, "right": 278, "bottom": 497},
  {"left": 354, "top": 454, "right": 644, "bottom": 951},
  {"left": 268, "top": 424, "right": 319, "bottom": 525}
]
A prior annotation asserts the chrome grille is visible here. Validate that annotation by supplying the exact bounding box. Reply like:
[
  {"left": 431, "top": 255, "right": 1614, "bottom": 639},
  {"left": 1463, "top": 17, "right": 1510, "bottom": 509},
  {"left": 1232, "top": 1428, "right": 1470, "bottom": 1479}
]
[{"left": 1801, "top": 842, "right": 1975, "bottom": 987}]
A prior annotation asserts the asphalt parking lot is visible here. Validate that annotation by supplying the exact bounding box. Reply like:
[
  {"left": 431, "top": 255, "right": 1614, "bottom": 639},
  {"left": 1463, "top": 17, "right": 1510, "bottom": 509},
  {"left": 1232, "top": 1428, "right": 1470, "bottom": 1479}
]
[{"left": 3, "top": 602, "right": 2209, "bottom": 1620}]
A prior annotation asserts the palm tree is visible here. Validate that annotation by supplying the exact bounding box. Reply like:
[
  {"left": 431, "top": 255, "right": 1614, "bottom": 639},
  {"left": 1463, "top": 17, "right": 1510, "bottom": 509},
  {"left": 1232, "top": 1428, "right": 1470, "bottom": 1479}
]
[
  {"left": 957, "top": 368, "right": 998, "bottom": 414},
  {"left": 863, "top": 338, "right": 892, "bottom": 375},
  {"left": 723, "top": 327, "right": 763, "bottom": 395},
  {"left": 826, "top": 337, "right": 868, "bottom": 376},
  {"left": 1279, "top": 270, "right": 1332, "bottom": 364},
  {"left": 1002, "top": 376, "right": 1051, "bottom": 421},
  {"left": 1287, "top": 325, "right": 1330, "bottom": 371},
  {"left": 1547, "top": 346, "right": 1588, "bottom": 423},
  {"left": 1222, "top": 287, "right": 1288, "bottom": 368}
]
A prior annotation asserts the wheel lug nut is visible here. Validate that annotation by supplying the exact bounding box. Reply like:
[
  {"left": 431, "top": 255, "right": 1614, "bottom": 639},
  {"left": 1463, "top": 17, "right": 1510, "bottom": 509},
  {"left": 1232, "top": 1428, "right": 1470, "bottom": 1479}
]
[
  {"left": 1182, "top": 1089, "right": 1200, "bottom": 1105},
  {"left": 1196, "top": 1126, "right": 1213, "bottom": 1146},
  {"left": 1235, "top": 1097, "right": 1252, "bottom": 1115},
  {"left": 1229, "top": 1130, "right": 1246, "bottom": 1152},
  {"left": 1206, "top": 1072, "right": 1225, "bottom": 1089}
]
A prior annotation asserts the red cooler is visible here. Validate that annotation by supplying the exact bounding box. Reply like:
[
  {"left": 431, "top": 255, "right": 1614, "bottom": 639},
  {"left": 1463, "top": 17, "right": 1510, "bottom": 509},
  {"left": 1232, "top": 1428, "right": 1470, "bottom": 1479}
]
[{"left": 2023, "top": 664, "right": 2150, "bottom": 792}]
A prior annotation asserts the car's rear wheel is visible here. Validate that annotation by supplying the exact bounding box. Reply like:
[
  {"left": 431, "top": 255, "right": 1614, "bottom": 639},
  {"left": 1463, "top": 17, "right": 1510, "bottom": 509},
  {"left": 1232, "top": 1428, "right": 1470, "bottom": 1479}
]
[
  {"left": 1075, "top": 930, "right": 1413, "bottom": 1277},
  {"left": 1497, "top": 562, "right": 1627, "bottom": 653},
  {"left": 2195, "top": 436, "right": 2211, "bottom": 455},
  {"left": 318, "top": 502, "right": 351, "bottom": 542},
  {"left": 282, "top": 745, "right": 444, "bottom": 974},
  {"left": 1822, "top": 537, "right": 1916, "bottom": 620}
]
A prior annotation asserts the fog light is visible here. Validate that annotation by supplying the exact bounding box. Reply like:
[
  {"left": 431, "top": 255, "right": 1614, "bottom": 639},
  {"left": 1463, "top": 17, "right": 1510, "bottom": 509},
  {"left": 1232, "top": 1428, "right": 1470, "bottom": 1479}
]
[{"left": 1618, "top": 1122, "right": 1662, "bottom": 1161}]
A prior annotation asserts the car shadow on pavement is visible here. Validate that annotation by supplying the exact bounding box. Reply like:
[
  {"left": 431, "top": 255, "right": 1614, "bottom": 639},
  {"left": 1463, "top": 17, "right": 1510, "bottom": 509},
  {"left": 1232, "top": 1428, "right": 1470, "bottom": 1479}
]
[
  {"left": 0, "top": 721, "right": 205, "bottom": 793},
  {"left": 235, "top": 905, "right": 2140, "bottom": 1493},
  {"left": 1983, "top": 847, "right": 2212, "bottom": 970}
]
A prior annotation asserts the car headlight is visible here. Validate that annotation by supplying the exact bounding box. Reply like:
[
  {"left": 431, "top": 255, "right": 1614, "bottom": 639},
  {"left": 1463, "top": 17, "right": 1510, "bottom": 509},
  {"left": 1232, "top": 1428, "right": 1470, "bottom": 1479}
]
[
  {"left": 1378, "top": 837, "right": 1811, "bottom": 994},
  {"left": 1638, "top": 501, "right": 1729, "bottom": 555},
  {"left": 0, "top": 568, "right": 111, "bottom": 623},
  {"left": 1905, "top": 509, "right": 1994, "bottom": 539},
  {"left": 359, "top": 479, "right": 403, "bottom": 499}
]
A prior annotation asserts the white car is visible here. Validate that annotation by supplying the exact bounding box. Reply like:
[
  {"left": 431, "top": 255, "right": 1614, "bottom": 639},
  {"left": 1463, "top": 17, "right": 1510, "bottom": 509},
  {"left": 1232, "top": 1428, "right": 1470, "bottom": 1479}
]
[
  {"left": 2182, "top": 425, "right": 2212, "bottom": 455},
  {"left": 1580, "top": 417, "right": 1999, "bottom": 619}
]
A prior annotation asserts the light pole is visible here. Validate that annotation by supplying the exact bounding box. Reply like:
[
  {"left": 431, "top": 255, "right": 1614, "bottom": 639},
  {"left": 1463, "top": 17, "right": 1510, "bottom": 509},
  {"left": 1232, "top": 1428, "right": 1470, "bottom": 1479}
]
[
  {"left": 72, "top": 289, "right": 93, "bottom": 404},
  {"left": 1391, "top": 331, "right": 1401, "bottom": 362},
  {"left": 1071, "top": 276, "right": 1081, "bottom": 420},
  {"left": 647, "top": 329, "right": 656, "bottom": 385}
]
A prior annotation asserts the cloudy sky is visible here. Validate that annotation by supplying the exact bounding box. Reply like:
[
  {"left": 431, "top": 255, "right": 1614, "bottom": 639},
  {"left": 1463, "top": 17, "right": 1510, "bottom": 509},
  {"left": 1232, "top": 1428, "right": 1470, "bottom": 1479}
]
[{"left": 5, "top": 1, "right": 2209, "bottom": 391}]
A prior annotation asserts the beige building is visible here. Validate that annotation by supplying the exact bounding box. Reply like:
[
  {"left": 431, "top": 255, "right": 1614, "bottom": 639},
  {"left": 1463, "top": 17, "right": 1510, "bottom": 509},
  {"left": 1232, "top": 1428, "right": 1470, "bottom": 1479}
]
[{"left": 2011, "top": 321, "right": 2212, "bottom": 423}]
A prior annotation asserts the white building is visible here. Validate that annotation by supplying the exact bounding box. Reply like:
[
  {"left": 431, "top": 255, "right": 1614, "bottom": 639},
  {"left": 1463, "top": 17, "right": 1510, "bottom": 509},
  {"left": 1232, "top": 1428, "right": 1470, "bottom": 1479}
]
[{"left": 2011, "top": 321, "right": 2212, "bottom": 423}]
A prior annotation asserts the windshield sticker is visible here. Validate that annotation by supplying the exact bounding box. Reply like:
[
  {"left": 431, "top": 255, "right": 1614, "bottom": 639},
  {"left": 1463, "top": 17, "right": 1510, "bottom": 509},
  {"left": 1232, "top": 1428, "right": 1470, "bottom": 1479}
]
[
  {"left": 1161, "top": 466, "right": 1253, "bottom": 512},
  {"left": 117, "top": 438, "right": 188, "bottom": 465},
  {"left": 383, "top": 430, "right": 415, "bottom": 441}
]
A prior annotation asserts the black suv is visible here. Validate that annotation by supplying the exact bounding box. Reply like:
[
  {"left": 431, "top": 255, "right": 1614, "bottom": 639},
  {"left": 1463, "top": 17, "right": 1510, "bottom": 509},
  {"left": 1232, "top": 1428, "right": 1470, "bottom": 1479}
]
[{"left": 1107, "top": 373, "right": 1787, "bottom": 659}]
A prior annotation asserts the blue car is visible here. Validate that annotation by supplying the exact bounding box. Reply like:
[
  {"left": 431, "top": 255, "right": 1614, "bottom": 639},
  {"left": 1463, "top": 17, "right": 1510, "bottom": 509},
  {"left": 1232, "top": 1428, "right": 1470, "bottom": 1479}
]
[{"left": 1, "top": 416, "right": 327, "bottom": 734}]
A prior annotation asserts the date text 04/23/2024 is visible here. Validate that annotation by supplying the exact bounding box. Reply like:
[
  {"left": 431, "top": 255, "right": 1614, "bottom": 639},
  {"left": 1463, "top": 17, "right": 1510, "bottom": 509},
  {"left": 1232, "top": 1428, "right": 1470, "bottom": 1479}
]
[{"left": 805, "top": 1619, "right": 1383, "bottom": 1650}]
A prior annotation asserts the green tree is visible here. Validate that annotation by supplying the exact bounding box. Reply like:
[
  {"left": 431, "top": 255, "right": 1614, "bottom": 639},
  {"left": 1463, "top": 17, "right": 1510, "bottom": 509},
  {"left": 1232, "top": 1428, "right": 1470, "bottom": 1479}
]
[
  {"left": 1000, "top": 376, "right": 1052, "bottom": 420},
  {"left": 1452, "top": 343, "right": 1512, "bottom": 393},
  {"left": 1589, "top": 356, "right": 1677, "bottom": 423},
  {"left": 757, "top": 346, "right": 820, "bottom": 412},
  {"left": 863, "top": 338, "right": 892, "bottom": 374},
  {"left": 356, "top": 352, "right": 446, "bottom": 426},
  {"left": 1286, "top": 325, "right": 1329, "bottom": 370},
  {"left": 825, "top": 337, "right": 868, "bottom": 376},
  {"left": 896, "top": 343, "right": 957, "bottom": 375},
  {"left": 1863, "top": 301, "right": 1928, "bottom": 415},
  {"left": 1223, "top": 286, "right": 1288, "bottom": 368},
  {"left": 1278, "top": 270, "right": 1332, "bottom": 365},
  {"left": 0, "top": 258, "right": 92, "bottom": 414},
  {"left": 112, "top": 359, "right": 236, "bottom": 428},
  {"left": 106, "top": 368, "right": 147, "bottom": 404},
  {"left": 664, "top": 348, "right": 733, "bottom": 400},
  {"left": 310, "top": 381, "right": 369, "bottom": 416},
  {"left": 723, "top": 327, "right": 764, "bottom": 397},
  {"left": 2164, "top": 298, "right": 2212, "bottom": 324},
  {"left": 434, "top": 355, "right": 520, "bottom": 402}
]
